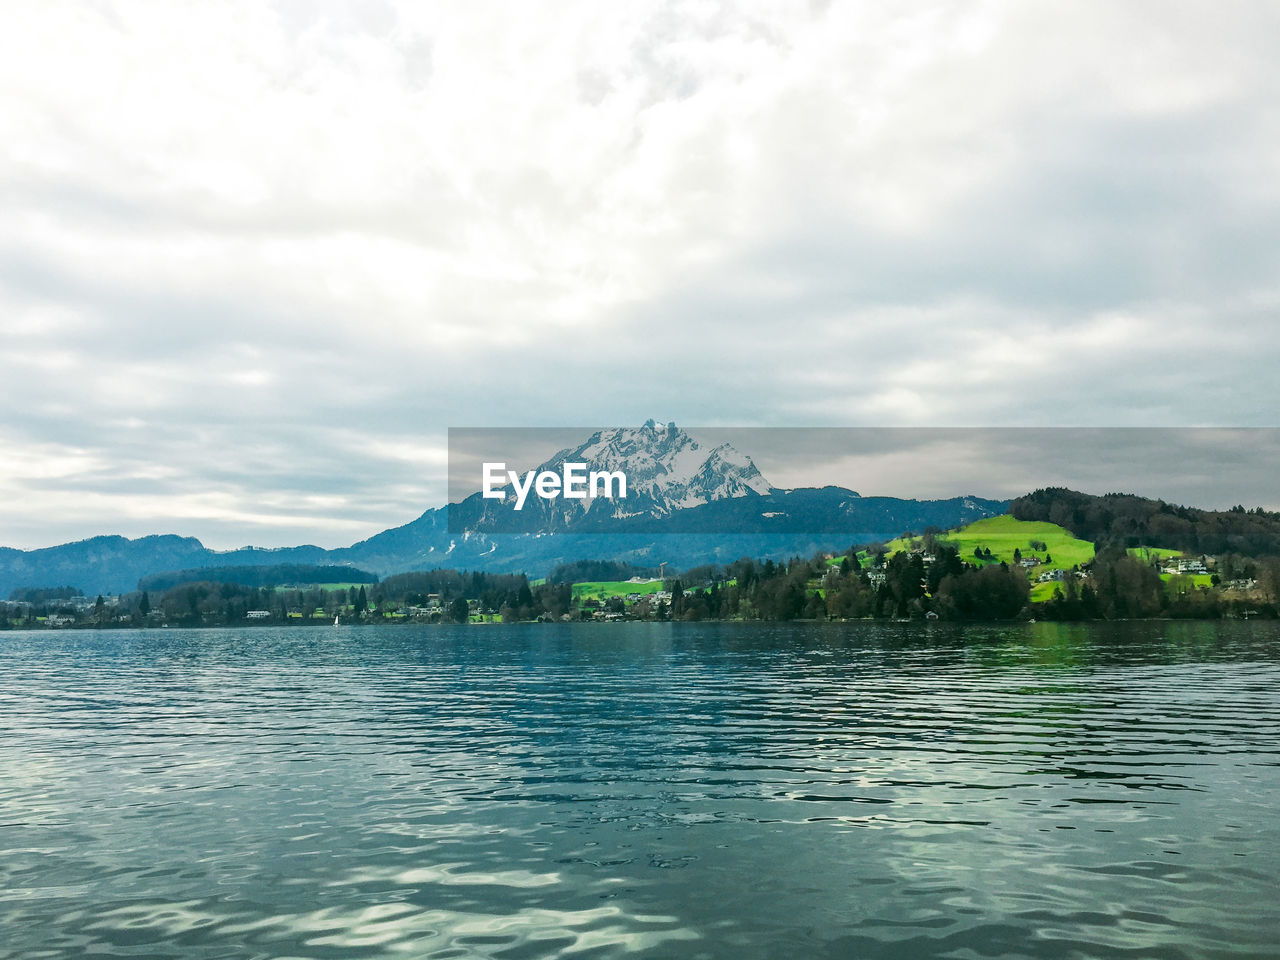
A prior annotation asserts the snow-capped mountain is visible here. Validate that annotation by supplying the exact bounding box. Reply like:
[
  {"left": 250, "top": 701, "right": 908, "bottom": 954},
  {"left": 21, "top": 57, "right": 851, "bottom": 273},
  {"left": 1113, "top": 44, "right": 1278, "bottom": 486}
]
[
  {"left": 459, "top": 420, "right": 775, "bottom": 535},
  {"left": 538, "top": 420, "right": 773, "bottom": 518}
]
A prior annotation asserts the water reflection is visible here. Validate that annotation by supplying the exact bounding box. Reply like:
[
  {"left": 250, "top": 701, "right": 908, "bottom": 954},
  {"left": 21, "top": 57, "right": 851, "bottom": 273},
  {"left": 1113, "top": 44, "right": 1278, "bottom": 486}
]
[{"left": 2, "top": 621, "right": 1279, "bottom": 958}]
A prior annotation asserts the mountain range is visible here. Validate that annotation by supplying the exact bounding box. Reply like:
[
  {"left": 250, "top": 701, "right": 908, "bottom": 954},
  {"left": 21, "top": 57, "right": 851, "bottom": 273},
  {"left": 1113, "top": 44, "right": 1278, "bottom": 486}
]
[{"left": 0, "top": 422, "right": 1009, "bottom": 596}]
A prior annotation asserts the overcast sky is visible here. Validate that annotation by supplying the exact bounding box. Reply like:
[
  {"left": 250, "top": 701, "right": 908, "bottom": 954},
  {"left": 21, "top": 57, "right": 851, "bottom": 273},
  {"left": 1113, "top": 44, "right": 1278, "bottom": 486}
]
[{"left": 2, "top": 1, "right": 1279, "bottom": 550}]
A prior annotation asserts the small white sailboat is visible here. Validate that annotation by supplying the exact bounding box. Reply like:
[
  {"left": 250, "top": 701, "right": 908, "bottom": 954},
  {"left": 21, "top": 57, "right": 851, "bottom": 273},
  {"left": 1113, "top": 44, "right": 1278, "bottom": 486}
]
[{"left": 333, "top": 614, "right": 339, "bottom": 626}]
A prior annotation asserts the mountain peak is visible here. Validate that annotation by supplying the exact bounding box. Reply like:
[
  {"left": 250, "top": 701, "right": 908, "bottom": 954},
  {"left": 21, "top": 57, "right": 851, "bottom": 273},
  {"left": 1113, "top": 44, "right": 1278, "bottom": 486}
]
[
  {"left": 640, "top": 418, "right": 678, "bottom": 433},
  {"left": 534, "top": 423, "right": 772, "bottom": 519}
]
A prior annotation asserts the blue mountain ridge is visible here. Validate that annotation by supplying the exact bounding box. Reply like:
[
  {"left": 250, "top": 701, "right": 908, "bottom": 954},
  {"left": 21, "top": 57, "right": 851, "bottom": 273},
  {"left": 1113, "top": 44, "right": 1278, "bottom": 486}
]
[
  {"left": 0, "top": 424, "right": 1010, "bottom": 595},
  {"left": 0, "top": 490, "right": 1009, "bottom": 596}
]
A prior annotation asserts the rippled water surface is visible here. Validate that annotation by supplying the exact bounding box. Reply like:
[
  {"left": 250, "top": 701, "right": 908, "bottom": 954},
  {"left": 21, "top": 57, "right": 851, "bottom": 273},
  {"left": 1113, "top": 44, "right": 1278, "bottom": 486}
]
[{"left": 3, "top": 621, "right": 1280, "bottom": 959}]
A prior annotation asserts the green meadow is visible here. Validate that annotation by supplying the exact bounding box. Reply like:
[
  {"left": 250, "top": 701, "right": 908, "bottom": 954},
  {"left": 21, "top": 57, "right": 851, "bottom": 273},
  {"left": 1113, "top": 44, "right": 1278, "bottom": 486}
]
[
  {"left": 571, "top": 579, "right": 664, "bottom": 601},
  {"left": 872, "top": 516, "right": 1095, "bottom": 572},
  {"left": 1164, "top": 573, "right": 1214, "bottom": 591},
  {"left": 942, "top": 516, "right": 1095, "bottom": 569},
  {"left": 273, "top": 582, "right": 371, "bottom": 594},
  {"left": 853, "top": 515, "right": 1097, "bottom": 606},
  {"left": 1029, "top": 581, "right": 1064, "bottom": 603},
  {"left": 1128, "top": 546, "right": 1183, "bottom": 563},
  {"left": 827, "top": 550, "right": 871, "bottom": 569}
]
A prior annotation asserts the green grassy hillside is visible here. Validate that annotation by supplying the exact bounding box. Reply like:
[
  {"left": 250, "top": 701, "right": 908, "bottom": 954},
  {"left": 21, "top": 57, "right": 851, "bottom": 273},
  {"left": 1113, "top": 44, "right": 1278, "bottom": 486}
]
[
  {"left": 571, "top": 579, "right": 664, "bottom": 601},
  {"left": 940, "top": 516, "right": 1095, "bottom": 569},
  {"left": 1127, "top": 546, "right": 1182, "bottom": 563},
  {"left": 272, "top": 581, "right": 370, "bottom": 594},
  {"left": 871, "top": 516, "right": 1095, "bottom": 571},
  {"left": 856, "top": 515, "right": 1097, "bottom": 606}
]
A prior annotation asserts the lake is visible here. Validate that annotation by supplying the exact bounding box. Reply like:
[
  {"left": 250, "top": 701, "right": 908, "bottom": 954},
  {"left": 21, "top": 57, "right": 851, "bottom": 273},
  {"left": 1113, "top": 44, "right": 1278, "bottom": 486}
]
[{"left": 2, "top": 621, "right": 1279, "bottom": 959}]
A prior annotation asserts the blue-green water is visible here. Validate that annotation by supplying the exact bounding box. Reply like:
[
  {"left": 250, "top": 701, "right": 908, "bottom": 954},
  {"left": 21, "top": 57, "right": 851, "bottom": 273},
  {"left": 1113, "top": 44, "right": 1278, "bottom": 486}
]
[{"left": 2, "top": 622, "right": 1279, "bottom": 959}]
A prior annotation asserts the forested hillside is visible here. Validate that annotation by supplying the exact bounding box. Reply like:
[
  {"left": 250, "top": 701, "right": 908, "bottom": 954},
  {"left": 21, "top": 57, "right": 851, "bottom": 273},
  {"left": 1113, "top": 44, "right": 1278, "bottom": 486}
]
[{"left": 1012, "top": 488, "right": 1280, "bottom": 556}]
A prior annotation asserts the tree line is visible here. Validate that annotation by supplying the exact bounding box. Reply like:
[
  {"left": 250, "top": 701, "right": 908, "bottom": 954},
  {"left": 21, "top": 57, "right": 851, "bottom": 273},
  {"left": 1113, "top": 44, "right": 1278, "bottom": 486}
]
[
  {"left": 138, "top": 563, "right": 377, "bottom": 592},
  {"left": 653, "top": 546, "right": 1029, "bottom": 622},
  {"left": 1013, "top": 488, "right": 1280, "bottom": 557}
]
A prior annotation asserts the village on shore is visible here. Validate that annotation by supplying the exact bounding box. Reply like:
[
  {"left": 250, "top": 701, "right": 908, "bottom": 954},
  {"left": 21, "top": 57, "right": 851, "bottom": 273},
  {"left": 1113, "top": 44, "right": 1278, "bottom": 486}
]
[{"left": 7, "top": 504, "right": 1278, "bottom": 629}]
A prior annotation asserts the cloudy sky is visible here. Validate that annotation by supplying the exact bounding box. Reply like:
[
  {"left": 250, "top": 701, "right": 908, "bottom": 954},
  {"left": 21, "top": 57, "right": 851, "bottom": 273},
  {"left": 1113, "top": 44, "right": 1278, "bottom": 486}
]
[{"left": 2, "top": 1, "right": 1278, "bottom": 550}]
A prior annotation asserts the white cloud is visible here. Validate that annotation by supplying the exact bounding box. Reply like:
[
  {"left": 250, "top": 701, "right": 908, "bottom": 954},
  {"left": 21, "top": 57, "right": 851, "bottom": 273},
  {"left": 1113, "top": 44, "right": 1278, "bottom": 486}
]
[{"left": 1, "top": 0, "right": 1279, "bottom": 548}]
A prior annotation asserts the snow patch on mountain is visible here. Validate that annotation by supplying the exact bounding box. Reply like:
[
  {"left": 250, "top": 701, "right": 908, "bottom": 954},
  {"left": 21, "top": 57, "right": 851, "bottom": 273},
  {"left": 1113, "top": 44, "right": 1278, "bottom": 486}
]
[{"left": 538, "top": 420, "right": 772, "bottom": 518}]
